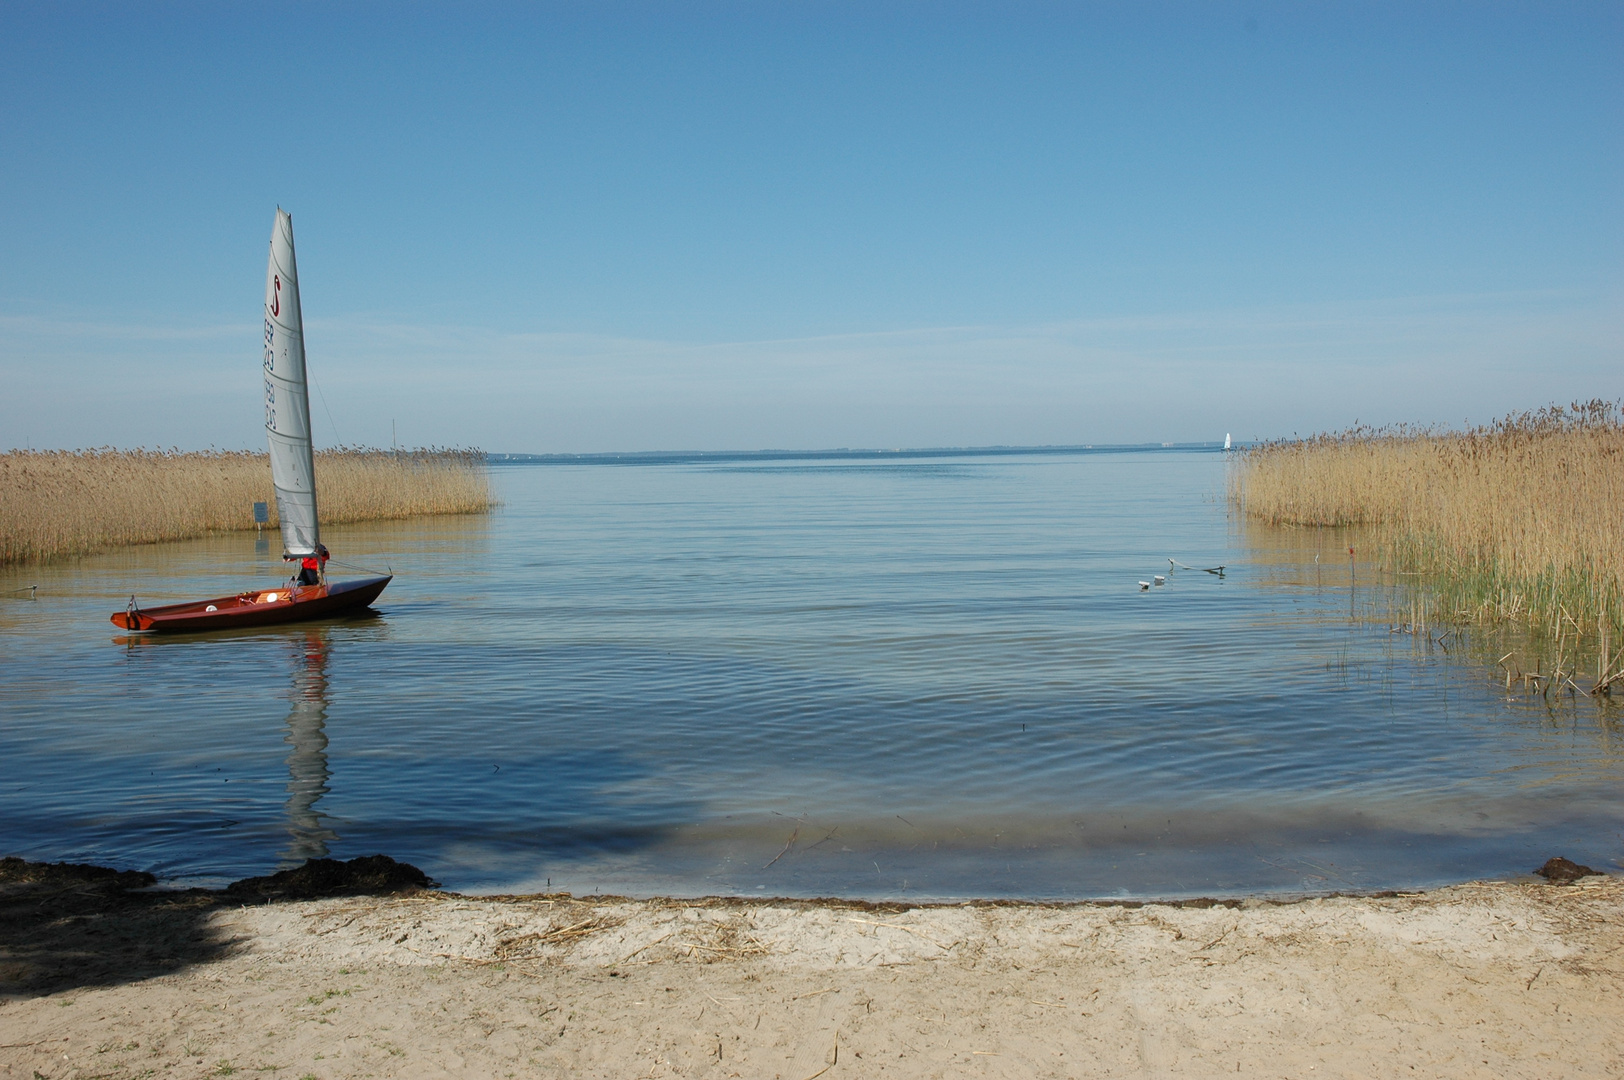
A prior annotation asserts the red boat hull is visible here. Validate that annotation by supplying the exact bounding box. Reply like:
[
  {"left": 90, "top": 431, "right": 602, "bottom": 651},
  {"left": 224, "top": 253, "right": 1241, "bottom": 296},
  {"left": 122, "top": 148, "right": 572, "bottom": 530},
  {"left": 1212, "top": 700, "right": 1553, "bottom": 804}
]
[{"left": 111, "top": 576, "right": 392, "bottom": 633}]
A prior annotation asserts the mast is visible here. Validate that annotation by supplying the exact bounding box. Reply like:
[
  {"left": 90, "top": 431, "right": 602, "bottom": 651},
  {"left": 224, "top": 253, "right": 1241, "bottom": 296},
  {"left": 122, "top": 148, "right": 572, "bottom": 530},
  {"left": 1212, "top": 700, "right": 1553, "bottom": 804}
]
[{"left": 264, "top": 208, "right": 320, "bottom": 558}]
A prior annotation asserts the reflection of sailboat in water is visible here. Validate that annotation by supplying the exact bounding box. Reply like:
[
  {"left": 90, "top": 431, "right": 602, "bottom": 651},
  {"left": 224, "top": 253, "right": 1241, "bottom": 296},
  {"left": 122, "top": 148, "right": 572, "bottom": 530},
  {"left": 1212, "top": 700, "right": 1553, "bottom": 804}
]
[{"left": 281, "top": 629, "right": 338, "bottom": 866}]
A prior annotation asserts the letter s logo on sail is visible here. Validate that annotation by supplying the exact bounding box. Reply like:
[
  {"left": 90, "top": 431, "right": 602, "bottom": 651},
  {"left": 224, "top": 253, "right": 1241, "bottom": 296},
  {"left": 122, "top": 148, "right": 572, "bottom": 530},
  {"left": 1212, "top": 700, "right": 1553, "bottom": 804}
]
[{"left": 272, "top": 275, "right": 281, "bottom": 317}]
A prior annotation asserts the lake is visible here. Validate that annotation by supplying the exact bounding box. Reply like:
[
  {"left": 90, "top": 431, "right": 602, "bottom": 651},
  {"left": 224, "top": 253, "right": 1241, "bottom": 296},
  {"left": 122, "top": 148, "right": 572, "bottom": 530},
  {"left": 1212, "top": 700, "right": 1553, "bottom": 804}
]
[{"left": 2, "top": 449, "right": 1620, "bottom": 899}]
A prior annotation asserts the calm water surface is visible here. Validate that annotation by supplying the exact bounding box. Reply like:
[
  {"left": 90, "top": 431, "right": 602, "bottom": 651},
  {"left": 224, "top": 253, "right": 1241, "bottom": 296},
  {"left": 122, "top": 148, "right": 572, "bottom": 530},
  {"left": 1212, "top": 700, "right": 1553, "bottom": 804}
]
[{"left": 2, "top": 450, "right": 1620, "bottom": 898}]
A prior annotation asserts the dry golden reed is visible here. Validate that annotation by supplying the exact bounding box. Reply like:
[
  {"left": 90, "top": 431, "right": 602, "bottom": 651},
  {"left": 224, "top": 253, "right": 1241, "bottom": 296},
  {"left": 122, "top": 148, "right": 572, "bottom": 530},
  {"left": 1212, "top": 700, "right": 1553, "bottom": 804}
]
[
  {"left": 1231, "top": 400, "right": 1624, "bottom": 651},
  {"left": 0, "top": 448, "right": 492, "bottom": 564}
]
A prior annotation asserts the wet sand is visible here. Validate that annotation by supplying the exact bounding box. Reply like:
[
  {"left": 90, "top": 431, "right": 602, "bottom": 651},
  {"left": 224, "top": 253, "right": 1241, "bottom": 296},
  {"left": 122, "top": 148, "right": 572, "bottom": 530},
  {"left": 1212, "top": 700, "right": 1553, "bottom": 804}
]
[{"left": 2, "top": 873, "right": 1620, "bottom": 1079}]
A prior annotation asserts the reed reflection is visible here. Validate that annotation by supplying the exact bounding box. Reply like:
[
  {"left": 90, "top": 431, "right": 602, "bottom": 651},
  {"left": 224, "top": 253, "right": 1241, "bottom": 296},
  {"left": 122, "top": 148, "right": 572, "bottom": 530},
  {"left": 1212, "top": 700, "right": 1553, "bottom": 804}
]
[{"left": 281, "top": 629, "right": 338, "bottom": 867}]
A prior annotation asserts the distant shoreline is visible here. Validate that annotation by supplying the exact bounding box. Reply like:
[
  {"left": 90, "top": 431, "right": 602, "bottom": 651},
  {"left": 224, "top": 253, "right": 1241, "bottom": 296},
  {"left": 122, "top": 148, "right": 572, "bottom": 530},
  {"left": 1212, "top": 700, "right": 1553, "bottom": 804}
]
[{"left": 490, "top": 442, "right": 1230, "bottom": 466}]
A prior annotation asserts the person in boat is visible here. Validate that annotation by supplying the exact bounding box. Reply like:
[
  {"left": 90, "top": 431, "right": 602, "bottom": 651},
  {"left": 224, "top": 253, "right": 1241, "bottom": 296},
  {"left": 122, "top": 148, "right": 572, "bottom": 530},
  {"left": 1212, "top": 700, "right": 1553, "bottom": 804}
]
[{"left": 291, "top": 544, "right": 330, "bottom": 587}]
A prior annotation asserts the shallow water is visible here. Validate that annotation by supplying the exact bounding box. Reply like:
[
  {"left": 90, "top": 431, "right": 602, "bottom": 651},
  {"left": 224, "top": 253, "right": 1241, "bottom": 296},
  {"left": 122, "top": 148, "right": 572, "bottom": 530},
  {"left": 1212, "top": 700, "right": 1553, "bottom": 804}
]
[{"left": 2, "top": 450, "right": 1620, "bottom": 899}]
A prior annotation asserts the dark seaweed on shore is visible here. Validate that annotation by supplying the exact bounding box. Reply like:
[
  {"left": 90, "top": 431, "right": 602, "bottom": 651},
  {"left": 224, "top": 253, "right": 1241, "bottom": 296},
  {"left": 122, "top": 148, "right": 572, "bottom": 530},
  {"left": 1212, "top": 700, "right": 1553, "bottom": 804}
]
[
  {"left": 0, "top": 854, "right": 439, "bottom": 997},
  {"left": 224, "top": 854, "right": 439, "bottom": 902}
]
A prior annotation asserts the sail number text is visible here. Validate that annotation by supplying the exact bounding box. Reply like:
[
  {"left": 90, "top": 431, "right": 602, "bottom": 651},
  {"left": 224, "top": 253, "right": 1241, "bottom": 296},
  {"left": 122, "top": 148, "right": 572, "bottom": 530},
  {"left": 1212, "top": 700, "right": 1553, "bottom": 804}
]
[{"left": 264, "top": 316, "right": 276, "bottom": 428}]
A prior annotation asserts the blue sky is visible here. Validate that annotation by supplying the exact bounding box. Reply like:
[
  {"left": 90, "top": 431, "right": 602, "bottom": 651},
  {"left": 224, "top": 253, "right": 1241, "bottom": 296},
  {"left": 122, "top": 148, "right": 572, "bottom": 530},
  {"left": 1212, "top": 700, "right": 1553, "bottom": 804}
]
[{"left": 1, "top": 2, "right": 1619, "bottom": 452}]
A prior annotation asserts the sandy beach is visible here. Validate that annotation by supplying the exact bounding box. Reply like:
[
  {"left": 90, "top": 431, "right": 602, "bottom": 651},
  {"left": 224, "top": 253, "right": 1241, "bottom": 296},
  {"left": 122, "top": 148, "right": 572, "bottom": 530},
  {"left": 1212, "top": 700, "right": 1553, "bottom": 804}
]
[{"left": 2, "top": 867, "right": 1620, "bottom": 1079}]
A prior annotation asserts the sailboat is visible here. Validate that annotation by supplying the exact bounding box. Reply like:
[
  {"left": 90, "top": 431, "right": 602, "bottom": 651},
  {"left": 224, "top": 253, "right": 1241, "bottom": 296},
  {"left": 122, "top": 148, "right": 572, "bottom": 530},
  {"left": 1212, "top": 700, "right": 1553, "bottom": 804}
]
[{"left": 112, "top": 209, "right": 392, "bottom": 632}]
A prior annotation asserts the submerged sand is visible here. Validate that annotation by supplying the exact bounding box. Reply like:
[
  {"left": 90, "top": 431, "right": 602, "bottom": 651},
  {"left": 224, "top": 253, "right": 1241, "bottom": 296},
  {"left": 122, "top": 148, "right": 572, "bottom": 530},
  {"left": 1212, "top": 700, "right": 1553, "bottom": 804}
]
[{"left": 2, "top": 877, "right": 1620, "bottom": 1079}]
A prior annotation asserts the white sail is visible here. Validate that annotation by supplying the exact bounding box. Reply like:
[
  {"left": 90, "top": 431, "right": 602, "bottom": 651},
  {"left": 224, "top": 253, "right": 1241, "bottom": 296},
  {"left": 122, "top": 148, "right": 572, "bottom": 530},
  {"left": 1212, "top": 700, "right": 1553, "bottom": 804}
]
[{"left": 264, "top": 208, "right": 320, "bottom": 558}]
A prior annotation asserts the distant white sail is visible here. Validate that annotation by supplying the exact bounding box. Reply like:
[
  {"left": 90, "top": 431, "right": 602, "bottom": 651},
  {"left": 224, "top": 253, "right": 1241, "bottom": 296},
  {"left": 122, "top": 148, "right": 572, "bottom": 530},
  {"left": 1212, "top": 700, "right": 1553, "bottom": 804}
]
[
  {"left": 264, "top": 209, "right": 320, "bottom": 558},
  {"left": 1224, "top": 433, "right": 1232, "bottom": 450}
]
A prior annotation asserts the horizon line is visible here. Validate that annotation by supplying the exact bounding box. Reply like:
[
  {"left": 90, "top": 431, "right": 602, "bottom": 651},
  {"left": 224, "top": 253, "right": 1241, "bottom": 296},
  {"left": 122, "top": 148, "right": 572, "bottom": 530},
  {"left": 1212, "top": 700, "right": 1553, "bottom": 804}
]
[{"left": 487, "top": 442, "right": 1234, "bottom": 465}]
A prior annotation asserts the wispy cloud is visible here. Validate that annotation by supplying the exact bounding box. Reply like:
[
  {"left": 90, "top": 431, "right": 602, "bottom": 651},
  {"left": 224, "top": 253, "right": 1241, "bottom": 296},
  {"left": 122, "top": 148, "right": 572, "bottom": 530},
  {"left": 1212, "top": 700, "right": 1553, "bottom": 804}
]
[
  {"left": 3, "top": 289, "right": 1619, "bottom": 451},
  {"left": 0, "top": 312, "right": 252, "bottom": 343}
]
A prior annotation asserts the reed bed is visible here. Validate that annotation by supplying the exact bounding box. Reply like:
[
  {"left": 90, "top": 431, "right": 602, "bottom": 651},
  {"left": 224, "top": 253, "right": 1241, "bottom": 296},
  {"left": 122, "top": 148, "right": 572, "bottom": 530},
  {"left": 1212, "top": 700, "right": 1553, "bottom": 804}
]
[
  {"left": 1232, "top": 401, "right": 1624, "bottom": 691},
  {"left": 0, "top": 448, "right": 492, "bottom": 565}
]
